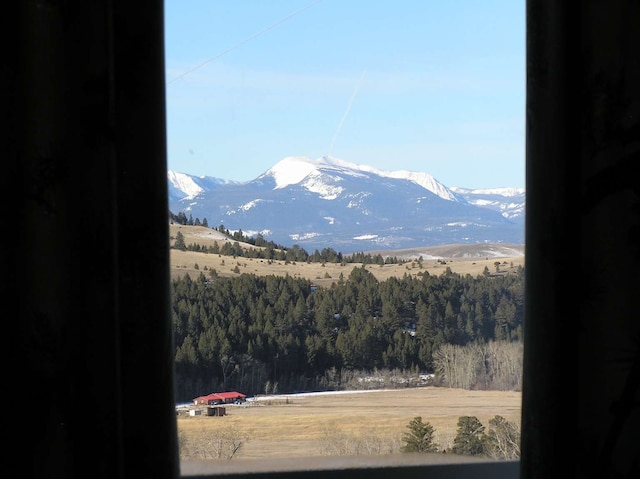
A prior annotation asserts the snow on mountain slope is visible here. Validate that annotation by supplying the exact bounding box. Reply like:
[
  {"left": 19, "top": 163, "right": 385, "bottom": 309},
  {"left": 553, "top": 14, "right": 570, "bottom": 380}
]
[
  {"left": 262, "top": 156, "right": 461, "bottom": 203},
  {"left": 168, "top": 171, "right": 240, "bottom": 202},
  {"left": 167, "top": 171, "right": 204, "bottom": 199},
  {"left": 167, "top": 156, "right": 525, "bottom": 252},
  {"left": 450, "top": 186, "right": 525, "bottom": 222}
]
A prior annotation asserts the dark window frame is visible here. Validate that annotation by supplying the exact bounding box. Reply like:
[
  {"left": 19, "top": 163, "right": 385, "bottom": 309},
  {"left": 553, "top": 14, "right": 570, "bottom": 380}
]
[{"left": 8, "top": 1, "right": 640, "bottom": 478}]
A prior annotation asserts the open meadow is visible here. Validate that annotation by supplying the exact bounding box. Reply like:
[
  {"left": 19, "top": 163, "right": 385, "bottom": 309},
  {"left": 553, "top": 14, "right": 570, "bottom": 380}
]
[{"left": 176, "top": 387, "right": 522, "bottom": 461}]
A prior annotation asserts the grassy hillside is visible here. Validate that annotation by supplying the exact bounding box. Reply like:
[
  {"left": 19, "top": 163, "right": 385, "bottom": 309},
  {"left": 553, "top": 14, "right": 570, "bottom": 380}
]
[{"left": 169, "top": 224, "right": 524, "bottom": 286}]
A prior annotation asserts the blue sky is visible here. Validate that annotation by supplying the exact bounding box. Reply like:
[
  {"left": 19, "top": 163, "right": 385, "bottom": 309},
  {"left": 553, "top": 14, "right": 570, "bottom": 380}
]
[{"left": 164, "top": 0, "right": 525, "bottom": 189}]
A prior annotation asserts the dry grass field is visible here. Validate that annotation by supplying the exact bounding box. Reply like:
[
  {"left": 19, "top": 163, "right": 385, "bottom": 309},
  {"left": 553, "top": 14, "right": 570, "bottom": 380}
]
[
  {"left": 169, "top": 224, "right": 525, "bottom": 285},
  {"left": 176, "top": 387, "right": 522, "bottom": 461}
]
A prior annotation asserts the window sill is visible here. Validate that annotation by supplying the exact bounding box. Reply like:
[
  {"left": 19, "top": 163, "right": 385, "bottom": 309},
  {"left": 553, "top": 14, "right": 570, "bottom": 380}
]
[{"left": 180, "top": 454, "right": 519, "bottom": 478}]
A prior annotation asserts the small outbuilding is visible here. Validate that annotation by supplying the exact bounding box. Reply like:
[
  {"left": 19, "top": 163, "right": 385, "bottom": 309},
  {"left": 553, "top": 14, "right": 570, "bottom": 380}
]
[{"left": 206, "top": 406, "right": 226, "bottom": 417}]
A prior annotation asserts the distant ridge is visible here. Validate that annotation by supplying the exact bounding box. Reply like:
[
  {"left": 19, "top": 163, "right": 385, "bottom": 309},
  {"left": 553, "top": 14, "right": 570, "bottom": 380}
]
[
  {"left": 168, "top": 156, "right": 525, "bottom": 253},
  {"left": 365, "top": 243, "right": 525, "bottom": 261}
]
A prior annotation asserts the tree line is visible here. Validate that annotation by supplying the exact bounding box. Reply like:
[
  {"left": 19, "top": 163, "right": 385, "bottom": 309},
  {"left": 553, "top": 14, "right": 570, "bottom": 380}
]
[
  {"left": 172, "top": 264, "right": 524, "bottom": 402},
  {"left": 170, "top": 212, "right": 408, "bottom": 265},
  {"left": 400, "top": 415, "right": 520, "bottom": 459}
]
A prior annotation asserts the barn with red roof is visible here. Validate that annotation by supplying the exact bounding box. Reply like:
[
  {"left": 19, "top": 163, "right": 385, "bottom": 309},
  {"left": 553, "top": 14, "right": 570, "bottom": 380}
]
[{"left": 193, "top": 391, "right": 247, "bottom": 406}]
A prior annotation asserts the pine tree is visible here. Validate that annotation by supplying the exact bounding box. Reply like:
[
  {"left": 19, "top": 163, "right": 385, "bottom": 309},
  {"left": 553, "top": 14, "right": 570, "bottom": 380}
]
[
  {"left": 400, "top": 416, "right": 438, "bottom": 453},
  {"left": 174, "top": 231, "right": 186, "bottom": 251},
  {"left": 452, "top": 416, "right": 486, "bottom": 456}
]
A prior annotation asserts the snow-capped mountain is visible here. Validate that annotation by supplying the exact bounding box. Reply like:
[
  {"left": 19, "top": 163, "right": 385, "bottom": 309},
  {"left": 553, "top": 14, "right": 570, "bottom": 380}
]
[
  {"left": 168, "top": 156, "right": 525, "bottom": 253},
  {"left": 167, "top": 170, "right": 238, "bottom": 204}
]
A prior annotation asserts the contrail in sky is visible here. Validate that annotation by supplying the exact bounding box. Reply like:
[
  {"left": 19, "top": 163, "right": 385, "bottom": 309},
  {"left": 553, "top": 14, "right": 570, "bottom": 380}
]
[
  {"left": 329, "top": 70, "right": 366, "bottom": 157},
  {"left": 168, "top": 0, "right": 324, "bottom": 85}
]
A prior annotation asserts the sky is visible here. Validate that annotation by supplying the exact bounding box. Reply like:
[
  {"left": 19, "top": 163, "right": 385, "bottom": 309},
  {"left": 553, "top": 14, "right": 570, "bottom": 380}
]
[{"left": 164, "top": 0, "right": 525, "bottom": 190}]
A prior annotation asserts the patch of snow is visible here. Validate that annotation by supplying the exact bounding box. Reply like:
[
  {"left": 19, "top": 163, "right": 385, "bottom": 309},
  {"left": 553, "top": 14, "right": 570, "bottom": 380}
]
[
  {"left": 451, "top": 186, "right": 525, "bottom": 197},
  {"left": 302, "top": 173, "right": 344, "bottom": 199},
  {"left": 382, "top": 170, "right": 458, "bottom": 201},
  {"left": 353, "top": 234, "right": 379, "bottom": 240},
  {"left": 168, "top": 171, "right": 204, "bottom": 199},
  {"left": 247, "top": 389, "right": 396, "bottom": 402},
  {"left": 446, "top": 222, "right": 470, "bottom": 227},
  {"left": 239, "top": 199, "right": 264, "bottom": 211},
  {"left": 267, "top": 156, "right": 317, "bottom": 189},
  {"left": 289, "top": 232, "right": 320, "bottom": 241}
]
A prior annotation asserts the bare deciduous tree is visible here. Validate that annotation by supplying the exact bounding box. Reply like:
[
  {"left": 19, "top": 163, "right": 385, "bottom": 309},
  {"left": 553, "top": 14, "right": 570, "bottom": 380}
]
[
  {"left": 319, "top": 422, "right": 401, "bottom": 456},
  {"left": 433, "top": 341, "right": 523, "bottom": 391},
  {"left": 179, "top": 425, "right": 249, "bottom": 460},
  {"left": 485, "top": 415, "right": 521, "bottom": 460}
]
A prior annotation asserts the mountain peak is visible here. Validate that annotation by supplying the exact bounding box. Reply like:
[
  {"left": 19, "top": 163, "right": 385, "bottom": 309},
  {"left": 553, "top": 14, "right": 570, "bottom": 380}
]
[
  {"left": 263, "top": 156, "right": 459, "bottom": 201},
  {"left": 264, "top": 156, "right": 364, "bottom": 189},
  {"left": 265, "top": 156, "right": 317, "bottom": 189}
]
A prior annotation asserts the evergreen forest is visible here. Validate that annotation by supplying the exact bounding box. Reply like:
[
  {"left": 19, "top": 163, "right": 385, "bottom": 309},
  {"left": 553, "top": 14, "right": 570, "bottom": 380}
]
[{"left": 172, "top": 264, "right": 524, "bottom": 402}]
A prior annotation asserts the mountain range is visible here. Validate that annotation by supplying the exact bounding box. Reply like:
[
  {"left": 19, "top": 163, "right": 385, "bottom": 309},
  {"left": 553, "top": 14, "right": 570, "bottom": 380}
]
[{"left": 168, "top": 156, "right": 525, "bottom": 254}]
